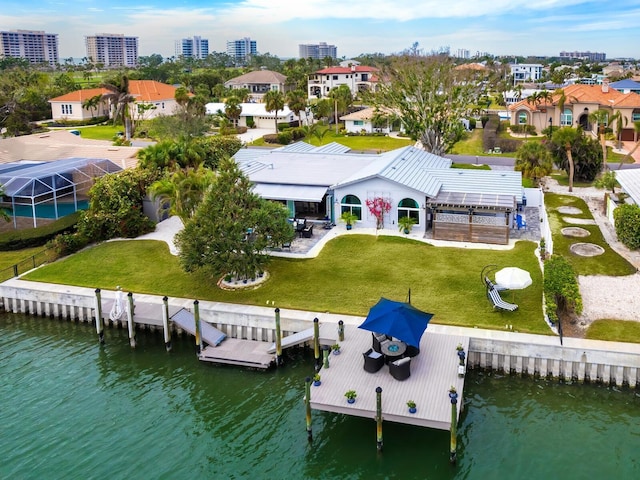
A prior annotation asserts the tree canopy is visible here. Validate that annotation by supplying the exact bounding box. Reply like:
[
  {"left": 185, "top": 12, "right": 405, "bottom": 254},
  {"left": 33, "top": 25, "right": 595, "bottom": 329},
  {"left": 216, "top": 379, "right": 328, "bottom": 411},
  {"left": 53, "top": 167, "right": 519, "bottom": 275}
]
[
  {"left": 373, "top": 55, "right": 477, "bottom": 156},
  {"left": 176, "top": 157, "right": 295, "bottom": 281}
]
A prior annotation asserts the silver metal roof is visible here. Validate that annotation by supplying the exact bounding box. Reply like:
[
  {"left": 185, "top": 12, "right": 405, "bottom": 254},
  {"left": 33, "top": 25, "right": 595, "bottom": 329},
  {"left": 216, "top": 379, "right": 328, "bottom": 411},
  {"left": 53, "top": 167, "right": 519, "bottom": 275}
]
[
  {"left": 429, "top": 192, "right": 516, "bottom": 209},
  {"left": 427, "top": 169, "right": 523, "bottom": 202},
  {"left": 616, "top": 170, "right": 640, "bottom": 205}
]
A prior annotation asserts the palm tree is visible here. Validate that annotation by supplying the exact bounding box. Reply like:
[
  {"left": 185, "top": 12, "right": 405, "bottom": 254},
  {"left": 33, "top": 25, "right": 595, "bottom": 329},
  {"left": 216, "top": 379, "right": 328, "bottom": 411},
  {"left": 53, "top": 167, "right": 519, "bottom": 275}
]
[
  {"left": 81, "top": 94, "right": 103, "bottom": 119},
  {"left": 588, "top": 109, "right": 610, "bottom": 170},
  {"left": 609, "top": 110, "right": 627, "bottom": 150},
  {"left": 286, "top": 90, "right": 308, "bottom": 127},
  {"left": 149, "top": 166, "right": 217, "bottom": 224},
  {"left": 101, "top": 75, "right": 135, "bottom": 140},
  {"left": 264, "top": 90, "right": 285, "bottom": 133},
  {"left": 329, "top": 85, "right": 353, "bottom": 133},
  {"left": 225, "top": 97, "right": 242, "bottom": 128},
  {"left": 514, "top": 142, "right": 553, "bottom": 183},
  {"left": 553, "top": 127, "right": 582, "bottom": 192}
]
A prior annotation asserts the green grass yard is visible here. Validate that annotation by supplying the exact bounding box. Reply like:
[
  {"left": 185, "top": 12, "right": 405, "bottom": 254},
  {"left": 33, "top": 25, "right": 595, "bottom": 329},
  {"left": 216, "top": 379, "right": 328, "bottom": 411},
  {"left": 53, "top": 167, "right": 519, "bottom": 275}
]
[{"left": 22, "top": 236, "right": 547, "bottom": 334}]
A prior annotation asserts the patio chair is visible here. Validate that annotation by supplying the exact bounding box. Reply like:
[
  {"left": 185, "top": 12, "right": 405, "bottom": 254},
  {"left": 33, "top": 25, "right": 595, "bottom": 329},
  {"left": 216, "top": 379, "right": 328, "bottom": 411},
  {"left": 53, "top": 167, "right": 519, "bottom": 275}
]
[
  {"left": 404, "top": 344, "right": 420, "bottom": 358},
  {"left": 363, "top": 348, "right": 385, "bottom": 373},
  {"left": 372, "top": 332, "right": 388, "bottom": 353},
  {"left": 389, "top": 356, "right": 411, "bottom": 381}
]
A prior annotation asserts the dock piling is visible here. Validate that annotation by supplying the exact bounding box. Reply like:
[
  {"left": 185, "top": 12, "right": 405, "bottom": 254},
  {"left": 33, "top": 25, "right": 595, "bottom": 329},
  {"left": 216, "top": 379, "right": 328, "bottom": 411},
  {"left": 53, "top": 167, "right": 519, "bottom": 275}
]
[
  {"left": 162, "top": 296, "right": 172, "bottom": 352},
  {"left": 94, "top": 288, "right": 104, "bottom": 344},
  {"left": 376, "top": 386, "right": 383, "bottom": 452},
  {"left": 126, "top": 292, "right": 136, "bottom": 348},
  {"left": 194, "top": 300, "right": 202, "bottom": 355},
  {"left": 322, "top": 345, "right": 330, "bottom": 369},
  {"left": 305, "top": 376, "right": 313, "bottom": 442},
  {"left": 449, "top": 387, "right": 458, "bottom": 464},
  {"left": 313, "top": 317, "right": 320, "bottom": 371},
  {"left": 275, "top": 307, "right": 283, "bottom": 365},
  {"left": 338, "top": 320, "right": 344, "bottom": 342}
]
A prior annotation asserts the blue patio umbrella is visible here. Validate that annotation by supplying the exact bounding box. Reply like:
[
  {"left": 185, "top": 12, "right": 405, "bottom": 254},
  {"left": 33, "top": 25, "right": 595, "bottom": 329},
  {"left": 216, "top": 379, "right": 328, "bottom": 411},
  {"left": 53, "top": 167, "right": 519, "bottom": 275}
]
[{"left": 358, "top": 298, "right": 434, "bottom": 347}]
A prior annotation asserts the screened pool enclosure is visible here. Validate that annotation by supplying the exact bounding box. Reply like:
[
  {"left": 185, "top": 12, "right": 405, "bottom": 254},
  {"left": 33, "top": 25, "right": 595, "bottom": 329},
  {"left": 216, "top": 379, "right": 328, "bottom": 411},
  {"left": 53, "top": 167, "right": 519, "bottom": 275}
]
[{"left": 0, "top": 158, "right": 122, "bottom": 228}]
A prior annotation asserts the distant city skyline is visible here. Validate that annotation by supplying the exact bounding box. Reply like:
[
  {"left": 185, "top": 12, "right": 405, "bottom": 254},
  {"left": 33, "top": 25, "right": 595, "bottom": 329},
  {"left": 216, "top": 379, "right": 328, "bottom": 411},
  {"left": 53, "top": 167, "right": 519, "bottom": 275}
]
[{"left": 2, "top": 0, "right": 639, "bottom": 60}]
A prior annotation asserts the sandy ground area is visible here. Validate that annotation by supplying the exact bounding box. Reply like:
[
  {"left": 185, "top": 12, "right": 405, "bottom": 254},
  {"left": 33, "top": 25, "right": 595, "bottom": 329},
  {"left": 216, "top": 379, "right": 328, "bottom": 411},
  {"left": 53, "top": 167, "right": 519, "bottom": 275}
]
[{"left": 542, "top": 178, "right": 640, "bottom": 331}]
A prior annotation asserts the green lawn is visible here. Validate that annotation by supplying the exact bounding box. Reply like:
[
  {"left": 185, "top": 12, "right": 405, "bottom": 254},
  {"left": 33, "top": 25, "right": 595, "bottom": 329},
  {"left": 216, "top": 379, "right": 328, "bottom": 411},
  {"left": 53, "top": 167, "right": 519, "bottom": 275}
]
[
  {"left": 0, "top": 247, "right": 47, "bottom": 270},
  {"left": 22, "top": 236, "right": 547, "bottom": 334},
  {"left": 586, "top": 319, "right": 640, "bottom": 343},
  {"left": 449, "top": 129, "right": 484, "bottom": 156},
  {"left": 545, "top": 193, "right": 636, "bottom": 276},
  {"left": 65, "top": 124, "right": 121, "bottom": 141}
]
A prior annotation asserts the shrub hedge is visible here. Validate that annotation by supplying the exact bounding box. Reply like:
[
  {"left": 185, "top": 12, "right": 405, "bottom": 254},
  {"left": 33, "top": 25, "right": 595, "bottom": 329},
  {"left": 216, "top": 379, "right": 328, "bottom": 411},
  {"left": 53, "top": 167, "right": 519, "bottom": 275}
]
[{"left": 0, "top": 212, "right": 81, "bottom": 251}]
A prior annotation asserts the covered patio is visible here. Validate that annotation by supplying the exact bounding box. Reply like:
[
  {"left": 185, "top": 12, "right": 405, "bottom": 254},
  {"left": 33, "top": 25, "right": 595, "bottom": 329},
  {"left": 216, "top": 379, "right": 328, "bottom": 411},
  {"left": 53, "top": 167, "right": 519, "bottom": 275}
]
[
  {"left": 0, "top": 157, "right": 122, "bottom": 228},
  {"left": 428, "top": 192, "right": 516, "bottom": 245}
]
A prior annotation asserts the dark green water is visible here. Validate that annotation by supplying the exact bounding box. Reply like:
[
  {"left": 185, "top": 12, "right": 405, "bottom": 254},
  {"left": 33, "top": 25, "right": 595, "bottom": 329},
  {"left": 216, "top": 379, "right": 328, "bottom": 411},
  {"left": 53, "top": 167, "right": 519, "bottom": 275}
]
[{"left": 2, "top": 313, "right": 640, "bottom": 479}]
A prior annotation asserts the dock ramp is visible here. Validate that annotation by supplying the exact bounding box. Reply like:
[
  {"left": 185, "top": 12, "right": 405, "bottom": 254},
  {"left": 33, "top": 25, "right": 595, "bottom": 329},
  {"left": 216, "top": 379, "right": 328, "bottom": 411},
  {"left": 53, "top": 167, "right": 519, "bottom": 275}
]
[{"left": 171, "top": 308, "right": 227, "bottom": 346}]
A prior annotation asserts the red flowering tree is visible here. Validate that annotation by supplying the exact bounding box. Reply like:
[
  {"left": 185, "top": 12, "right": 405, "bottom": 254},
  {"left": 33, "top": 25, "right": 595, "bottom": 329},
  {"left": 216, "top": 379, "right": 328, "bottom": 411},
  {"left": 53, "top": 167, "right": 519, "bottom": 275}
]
[{"left": 365, "top": 197, "right": 392, "bottom": 229}]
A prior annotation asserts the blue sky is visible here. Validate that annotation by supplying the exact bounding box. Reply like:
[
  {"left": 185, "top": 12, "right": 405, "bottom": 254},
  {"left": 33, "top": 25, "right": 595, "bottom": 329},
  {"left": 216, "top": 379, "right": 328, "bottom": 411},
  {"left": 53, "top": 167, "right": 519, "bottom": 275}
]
[{"left": 2, "top": 0, "right": 639, "bottom": 60}]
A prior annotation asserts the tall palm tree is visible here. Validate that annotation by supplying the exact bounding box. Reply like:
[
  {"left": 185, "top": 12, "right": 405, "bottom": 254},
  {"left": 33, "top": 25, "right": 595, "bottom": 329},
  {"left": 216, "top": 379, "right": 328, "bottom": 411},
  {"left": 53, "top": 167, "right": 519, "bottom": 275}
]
[
  {"left": 286, "top": 90, "right": 308, "bottom": 127},
  {"left": 329, "top": 85, "right": 353, "bottom": 133},
  {"left": 264, "top": 90, "right": 285, "bottom": 133},
  {"left": 588, "top": 109, "right": 610, "bottom": 170},
  {"left": 101, "top": 75, "right": 135, "bottom": 140},
  {"left": 224, "top": 97, "right": 242, "bottom": 128},
  {"left": 553, "top": 127, "right": 582, "bottom": 192}
]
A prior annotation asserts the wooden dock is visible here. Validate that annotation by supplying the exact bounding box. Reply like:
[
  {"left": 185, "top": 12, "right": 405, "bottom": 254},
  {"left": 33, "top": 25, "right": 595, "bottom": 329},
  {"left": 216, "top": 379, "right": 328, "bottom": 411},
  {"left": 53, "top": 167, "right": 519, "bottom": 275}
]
[
  {"left": 309, "top": 325, "right": 469, "bottom": 430},
  {"left": 200, "top": 339, "right": 275, "bottom": 369}
]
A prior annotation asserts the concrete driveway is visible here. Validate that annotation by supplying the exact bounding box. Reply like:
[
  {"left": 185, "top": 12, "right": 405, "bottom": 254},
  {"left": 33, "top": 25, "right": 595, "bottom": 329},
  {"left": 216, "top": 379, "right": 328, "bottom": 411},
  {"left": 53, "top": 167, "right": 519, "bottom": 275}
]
[{"left": 236, "top": 128, "right": 274, "bottom": 143}]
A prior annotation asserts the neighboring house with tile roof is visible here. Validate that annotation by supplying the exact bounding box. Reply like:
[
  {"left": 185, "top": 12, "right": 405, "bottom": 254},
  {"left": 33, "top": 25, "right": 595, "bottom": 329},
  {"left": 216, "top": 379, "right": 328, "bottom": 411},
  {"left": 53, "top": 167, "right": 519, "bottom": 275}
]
[
  {"left": 508, "top": 83, "right": 640, "bottom": 141},
  {"left": 234, "top": 142, "right": 523, "bottom": 245},
  {"left": 339, "top": 106, "right": 399, "bottom": 134},
  {"left": 308, "top": 65, "right": 379, "bottom": 99},
  {"left": 224, "top": 70, "right": 289, "bottom": 102},
  {"left": 49, "top": 80, "right": 183, "bottom": 122}
]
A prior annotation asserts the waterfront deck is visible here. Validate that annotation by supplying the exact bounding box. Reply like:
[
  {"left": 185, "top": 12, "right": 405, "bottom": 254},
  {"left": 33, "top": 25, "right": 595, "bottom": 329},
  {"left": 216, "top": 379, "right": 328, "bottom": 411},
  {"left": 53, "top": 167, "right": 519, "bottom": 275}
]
[{"left": 309, "top": 325, "right": 469, "bottom": 430}]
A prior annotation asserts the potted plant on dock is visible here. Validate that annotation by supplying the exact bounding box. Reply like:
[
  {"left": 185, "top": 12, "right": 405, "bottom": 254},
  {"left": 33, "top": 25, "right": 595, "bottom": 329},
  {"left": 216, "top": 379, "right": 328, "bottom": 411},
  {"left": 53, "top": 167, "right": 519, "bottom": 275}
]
[
  {"left": 313, "top": 373, "right": 321, "bottom": 386},
  {"left": 345, "top": 390, "right": 357, "bottom": 404},
  {"left": 398, "top": 216, "right": 417, "bottom": 234},
  {"left": 407, "top": 400, "right": 417, "bottom": 414},
  {"left": 340, "top": 211, "right": 358, "bottom": 230},
  {"left": 332, "top": 343, "right": 341, "bottom": 355}
]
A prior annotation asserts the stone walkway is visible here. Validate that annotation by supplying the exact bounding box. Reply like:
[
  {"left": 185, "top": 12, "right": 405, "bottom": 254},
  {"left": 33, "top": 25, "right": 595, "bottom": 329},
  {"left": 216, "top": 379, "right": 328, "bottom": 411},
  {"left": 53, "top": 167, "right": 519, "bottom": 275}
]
[{"left": 542, "top": 177, "right": 640, "bottom": 326}]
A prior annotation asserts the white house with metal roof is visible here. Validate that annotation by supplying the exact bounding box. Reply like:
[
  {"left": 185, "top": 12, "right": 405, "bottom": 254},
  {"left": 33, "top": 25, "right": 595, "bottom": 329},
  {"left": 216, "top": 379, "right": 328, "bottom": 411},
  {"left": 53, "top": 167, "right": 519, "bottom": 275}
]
[{"left": 235, "top": 142, "right": 523, "bottom": 244}]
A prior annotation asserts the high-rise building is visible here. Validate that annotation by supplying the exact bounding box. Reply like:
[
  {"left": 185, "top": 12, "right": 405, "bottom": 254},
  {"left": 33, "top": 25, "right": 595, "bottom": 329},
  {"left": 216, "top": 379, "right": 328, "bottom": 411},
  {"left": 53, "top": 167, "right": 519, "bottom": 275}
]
[
  {"left": 175, "top": 36, "right": 209, "bottom": 60},
  {"left": 85, "top": 33, "right": 138, "bottom": 68},
  {"left": 226, "top": 37, "right": 257, "bottom": 64},
  {"left": 299, "top": 42, "right": 337, "bottom": 60},
  {"left": 455, "top": 49, "right": 470, "bottom": 59},
  {"left": 0, "top": 29, "right": 59, "bottom": 67},
  {"left": 559, "top": 51, "right": 606, "bottom": 62}
]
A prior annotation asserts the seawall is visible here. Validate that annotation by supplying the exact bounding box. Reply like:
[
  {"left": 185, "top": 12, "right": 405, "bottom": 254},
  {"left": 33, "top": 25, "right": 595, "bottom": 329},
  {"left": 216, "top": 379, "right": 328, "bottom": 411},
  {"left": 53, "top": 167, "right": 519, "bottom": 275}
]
[{"left": 2, "top": 278, "right": 639, "bottom": 388}]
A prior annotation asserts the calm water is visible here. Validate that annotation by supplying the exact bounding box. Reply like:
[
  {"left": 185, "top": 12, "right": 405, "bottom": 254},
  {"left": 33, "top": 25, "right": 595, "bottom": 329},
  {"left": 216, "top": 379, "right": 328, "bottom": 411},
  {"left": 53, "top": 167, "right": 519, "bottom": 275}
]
[{"left": 2, "top": 313, "right": 640, "bottom": 479}]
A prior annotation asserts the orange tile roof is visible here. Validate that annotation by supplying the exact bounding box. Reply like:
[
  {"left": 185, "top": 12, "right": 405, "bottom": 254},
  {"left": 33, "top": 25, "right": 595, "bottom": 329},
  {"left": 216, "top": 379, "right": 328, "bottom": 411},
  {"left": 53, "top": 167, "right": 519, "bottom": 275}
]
[
  {"left": 315, "top": 66, "right": 378, "bottom": 74},
  {"left": 49, "top": 81, "right": 179, "bottom": 103},
  {"left": 509, "top": 84, "right": 640, "bottom": 111}
]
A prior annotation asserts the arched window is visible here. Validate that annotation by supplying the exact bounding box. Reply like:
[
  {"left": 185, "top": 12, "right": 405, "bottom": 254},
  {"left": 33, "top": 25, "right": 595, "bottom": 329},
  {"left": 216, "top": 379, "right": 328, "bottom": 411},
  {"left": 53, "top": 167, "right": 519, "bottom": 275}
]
[
  {"left": 397, "top": 198, "right": 420, "bottom": 224},
  {"left": 518, "top": 112, "right": 527, "bottom": 125},
  {"left": 560, "top": 108, "right": 573, "bottom": 126},
  {"left": 340, "top": 194, "right": 362, "bottom": 220}
]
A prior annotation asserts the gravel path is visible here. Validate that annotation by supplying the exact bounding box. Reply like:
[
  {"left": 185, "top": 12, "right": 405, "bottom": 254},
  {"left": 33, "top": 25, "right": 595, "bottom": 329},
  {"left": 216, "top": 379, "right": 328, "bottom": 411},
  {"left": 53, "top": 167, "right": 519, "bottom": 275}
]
[{"left": 543, "top": 178, "right": 640, "bottom": 328}]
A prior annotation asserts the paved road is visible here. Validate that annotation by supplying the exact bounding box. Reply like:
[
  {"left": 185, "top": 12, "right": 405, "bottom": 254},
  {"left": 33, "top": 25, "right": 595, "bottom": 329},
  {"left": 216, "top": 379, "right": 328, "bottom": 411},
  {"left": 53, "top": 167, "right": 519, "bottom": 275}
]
[{"left": 445, "top": 154, "right": 640, "bottom": 171}]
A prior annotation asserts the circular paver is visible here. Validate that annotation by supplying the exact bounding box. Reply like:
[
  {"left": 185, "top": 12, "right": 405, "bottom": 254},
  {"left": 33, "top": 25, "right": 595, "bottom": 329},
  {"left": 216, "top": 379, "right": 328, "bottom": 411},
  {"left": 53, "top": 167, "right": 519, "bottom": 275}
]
[
  {"left": 561, "top": 227, "right": 590, "bottom": 238},
  {"left": 570, "top": 243, "right": 605, "bottom": 257},
  {"left": 557, "top": 206, "right": 583, "bottom": 214}
]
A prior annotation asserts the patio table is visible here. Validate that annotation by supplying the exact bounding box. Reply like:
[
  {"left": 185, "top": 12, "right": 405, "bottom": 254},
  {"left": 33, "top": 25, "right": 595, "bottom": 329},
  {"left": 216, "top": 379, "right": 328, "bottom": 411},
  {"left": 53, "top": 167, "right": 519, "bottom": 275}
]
[{"left": 380, "top": 339, "right": 407, "bottom": 363}]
